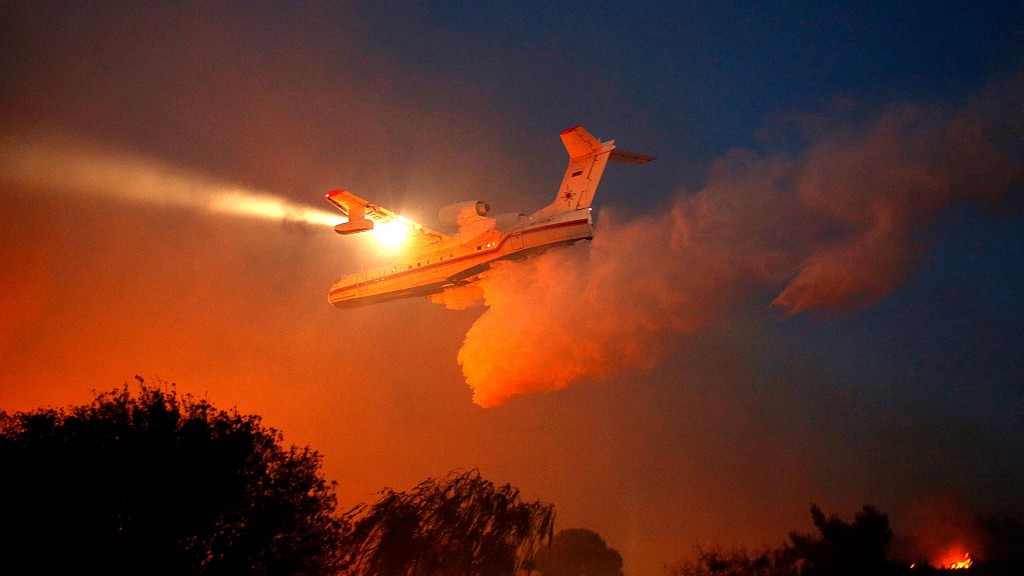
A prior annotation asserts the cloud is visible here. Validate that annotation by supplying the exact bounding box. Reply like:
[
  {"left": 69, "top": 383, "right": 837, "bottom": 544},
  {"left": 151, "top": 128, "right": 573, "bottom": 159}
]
[{"left": 458, "top": 71, "right": 1024, "bottom": 406}]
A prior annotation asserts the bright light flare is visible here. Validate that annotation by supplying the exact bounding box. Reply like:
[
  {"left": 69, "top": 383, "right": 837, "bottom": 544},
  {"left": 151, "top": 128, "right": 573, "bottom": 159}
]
[
  {"left": 371, "top": 218, "right": 413, "bottom": 249},
  {"left": 1, "top": 129, "right": 340, "bottom": 228}
]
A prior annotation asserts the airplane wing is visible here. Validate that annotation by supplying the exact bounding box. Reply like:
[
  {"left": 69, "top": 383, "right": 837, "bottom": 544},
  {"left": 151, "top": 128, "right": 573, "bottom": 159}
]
[{"left": 325, "top": 189, "right": 450, "bottom": 246}]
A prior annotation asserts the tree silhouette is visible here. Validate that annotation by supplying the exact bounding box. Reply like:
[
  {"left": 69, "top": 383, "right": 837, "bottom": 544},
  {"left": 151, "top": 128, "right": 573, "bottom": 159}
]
[
  {"left": 340, "top": 468, "right": 555, "bottom": 575},
  {"left": 532, "top": 528, "right": 625, "bottom": 576},
  {"left": 789, "top": 505, "right": 902, "bottom": 576},
  {"left": 0, "top": 379, "right": 346, "bottom": 575},
  {"left": 668, "top": 505, "right": 908, "bottom": 576}
]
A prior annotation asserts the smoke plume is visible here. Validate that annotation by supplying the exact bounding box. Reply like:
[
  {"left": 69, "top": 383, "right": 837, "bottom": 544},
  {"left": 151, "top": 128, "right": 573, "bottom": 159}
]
[
  {"left": 0, "top": 129, "right": 339, "bottom": 228},
  {"left": 458, "top": 71, "right": 1023, "bottom": 407}
]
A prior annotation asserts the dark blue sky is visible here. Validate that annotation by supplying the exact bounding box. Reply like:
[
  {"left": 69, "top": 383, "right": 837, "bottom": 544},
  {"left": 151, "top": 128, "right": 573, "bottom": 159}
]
[
  {"left": 349, "top": 2, "right": 1021, "bottom": 174},
  {"left": 2, "top": 2, "right": 1022, "bottom": 573}
]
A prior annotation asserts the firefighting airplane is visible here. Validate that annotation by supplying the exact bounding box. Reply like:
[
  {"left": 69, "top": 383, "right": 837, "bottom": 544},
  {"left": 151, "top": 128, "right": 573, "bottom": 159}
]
[{"left": 325, "top": 126, "right": 654, "bottom": 308}]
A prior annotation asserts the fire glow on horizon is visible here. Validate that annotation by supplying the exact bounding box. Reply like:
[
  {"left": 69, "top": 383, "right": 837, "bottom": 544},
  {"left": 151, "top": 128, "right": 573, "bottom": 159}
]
[
  {"left": 1, "top": 130, "right": 341, "bottom": 228},
  {"left": 912, "top": 551, "right": 973, "bottom": 571},
  {"left": 939, "top": 550, "right": 973, "bottom": 570}
]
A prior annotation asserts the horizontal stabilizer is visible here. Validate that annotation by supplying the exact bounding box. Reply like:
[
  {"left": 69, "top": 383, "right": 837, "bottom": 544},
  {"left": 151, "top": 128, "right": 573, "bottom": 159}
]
[{"left": 610, "top": 148, "right": 656, "bottom": 164}]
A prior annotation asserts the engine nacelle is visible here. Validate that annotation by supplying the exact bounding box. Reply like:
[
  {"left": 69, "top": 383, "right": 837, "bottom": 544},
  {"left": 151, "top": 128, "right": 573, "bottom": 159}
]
[
  {"left": 438, "top": 200, "right": 490, "bottom": 228},
  {"left": 494, "top": 212, "right": 530, "bottom": 231}
]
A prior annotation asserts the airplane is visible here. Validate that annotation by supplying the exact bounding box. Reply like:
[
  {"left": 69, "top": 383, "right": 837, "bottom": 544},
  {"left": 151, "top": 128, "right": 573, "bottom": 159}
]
[{"left": 325, "top": 125, "right": 654, "bottom": 308}]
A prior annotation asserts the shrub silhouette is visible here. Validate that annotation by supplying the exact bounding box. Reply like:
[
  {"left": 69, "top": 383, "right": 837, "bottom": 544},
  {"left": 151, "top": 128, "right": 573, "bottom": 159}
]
[
  {"left": 0, "top": 379, "right": 346, "bottom": 575},
  {"left": 340, "top": 468, "right": 555, "bottom": 575}
]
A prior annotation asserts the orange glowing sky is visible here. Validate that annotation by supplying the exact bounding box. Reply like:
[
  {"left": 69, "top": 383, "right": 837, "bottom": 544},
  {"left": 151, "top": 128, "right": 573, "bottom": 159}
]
[{"left": 2, "top": 3, "right": 1023, "bottom": 574}]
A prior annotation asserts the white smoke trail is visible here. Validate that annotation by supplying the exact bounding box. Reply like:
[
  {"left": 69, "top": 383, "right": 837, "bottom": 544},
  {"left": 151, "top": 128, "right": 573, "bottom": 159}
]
[{"left": 0, "top": 129, "right": 340, "bottom": 227}]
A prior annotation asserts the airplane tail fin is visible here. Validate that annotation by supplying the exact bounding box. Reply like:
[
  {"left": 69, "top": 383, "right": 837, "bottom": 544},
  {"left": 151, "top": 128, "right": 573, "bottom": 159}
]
[{"left": 533, "top": 126, "right": 654, "bottom": 217}]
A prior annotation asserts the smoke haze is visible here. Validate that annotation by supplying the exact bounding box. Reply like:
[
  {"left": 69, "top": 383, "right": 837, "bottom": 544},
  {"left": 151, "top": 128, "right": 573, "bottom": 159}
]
[{"left": 3, "top": 4, "right": 1022, "bottom": 575}]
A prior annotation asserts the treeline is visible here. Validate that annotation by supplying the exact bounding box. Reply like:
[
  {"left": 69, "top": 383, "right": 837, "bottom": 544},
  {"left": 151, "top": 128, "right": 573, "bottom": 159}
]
[
  {"left": 668, "top": 504, "right": 1024, "bottom": 576},
  {"left": 1, "top": 382, "right": 1020, "bottom": 576},
  {"left": 0, "top": 381, "right": 556, "bottom": 575}
]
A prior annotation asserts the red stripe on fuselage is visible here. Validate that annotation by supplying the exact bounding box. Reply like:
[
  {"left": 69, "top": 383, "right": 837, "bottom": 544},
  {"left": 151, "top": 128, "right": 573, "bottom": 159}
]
[{"left": 329, "top": 217, "right": 590, "bottom": 297}]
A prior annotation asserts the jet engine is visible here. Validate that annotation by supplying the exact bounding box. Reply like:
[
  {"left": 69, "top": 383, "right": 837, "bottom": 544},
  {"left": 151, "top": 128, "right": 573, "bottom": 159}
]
[{"left": 438, "top": 200, "right": 490, "bottom": 228}]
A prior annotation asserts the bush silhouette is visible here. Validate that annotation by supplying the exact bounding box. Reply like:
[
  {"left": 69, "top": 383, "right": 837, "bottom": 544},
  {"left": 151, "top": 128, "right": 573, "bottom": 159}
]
[
  {"left": 340, "top": 468, "right": 555, "bottom": 575},
  {"left": 0, "top": 379, "right": 346, "bottom": 575}
]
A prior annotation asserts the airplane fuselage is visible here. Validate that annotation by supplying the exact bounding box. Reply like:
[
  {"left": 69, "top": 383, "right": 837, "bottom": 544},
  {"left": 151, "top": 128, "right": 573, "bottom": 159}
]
[
  {"left": 325, "top": 126, "right": 653, "bottom": 308},
  {"left": 328, "top": 208, "right": 592, "bottom": 308}
]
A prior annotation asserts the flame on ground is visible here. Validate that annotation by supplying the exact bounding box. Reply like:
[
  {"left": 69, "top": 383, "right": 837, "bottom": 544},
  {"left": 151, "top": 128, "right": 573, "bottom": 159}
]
[{"left": 939, "top": 550, "right": 973, "bottom": 570}]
